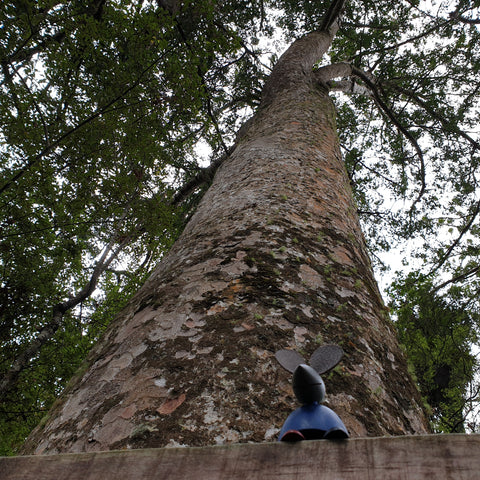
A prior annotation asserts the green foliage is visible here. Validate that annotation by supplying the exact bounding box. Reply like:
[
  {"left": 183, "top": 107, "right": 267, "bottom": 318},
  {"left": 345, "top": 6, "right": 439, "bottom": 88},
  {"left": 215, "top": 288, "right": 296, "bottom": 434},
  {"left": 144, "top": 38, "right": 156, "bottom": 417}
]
[
  {"left": 332, "top": 1, "right": 480, "bottom": 267},
  {"left": 0, "top": 0, "right": 268, "bottom": 454},
  {"left": 0, "top": 311, "right": 92, "bottom": 455},
  {"left": 389, "top": 273, "right": 479, "bottom": 433}
]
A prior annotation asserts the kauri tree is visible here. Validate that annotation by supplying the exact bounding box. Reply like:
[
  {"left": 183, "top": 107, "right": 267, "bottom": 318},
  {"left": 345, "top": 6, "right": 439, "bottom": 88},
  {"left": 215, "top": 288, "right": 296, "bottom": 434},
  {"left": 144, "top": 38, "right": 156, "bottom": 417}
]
[{"left": 1, "top": 0, "right": 479, "bottom": 454}]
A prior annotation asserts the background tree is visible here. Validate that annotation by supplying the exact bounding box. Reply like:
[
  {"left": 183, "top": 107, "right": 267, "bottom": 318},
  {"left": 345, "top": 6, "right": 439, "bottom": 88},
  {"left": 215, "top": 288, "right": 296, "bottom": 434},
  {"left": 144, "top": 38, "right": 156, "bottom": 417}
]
[
  {"left": 1, "top": 0, "right": 480, "bottom": 454},
  {"left": 389, "top": 273, "right": 479, "bottom": 433}
]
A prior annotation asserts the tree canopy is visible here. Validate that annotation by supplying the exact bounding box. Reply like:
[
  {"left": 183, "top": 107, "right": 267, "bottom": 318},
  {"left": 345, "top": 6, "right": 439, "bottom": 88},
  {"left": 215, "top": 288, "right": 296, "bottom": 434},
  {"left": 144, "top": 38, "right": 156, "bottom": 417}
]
[{"left": 1, "top": 0, "right": 479, "bottom": 454}]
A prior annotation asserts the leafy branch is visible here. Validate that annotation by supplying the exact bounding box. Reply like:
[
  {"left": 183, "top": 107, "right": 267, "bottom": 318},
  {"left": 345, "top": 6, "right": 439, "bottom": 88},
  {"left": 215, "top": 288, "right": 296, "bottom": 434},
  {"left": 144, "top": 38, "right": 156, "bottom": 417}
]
[
  {"left": 387, "top": 84, "right": 480, "bottom": 153},
  {"left": 0, "top": 214, "right": 132, "bottom": 401},
  {"left": 0, "top": 49, "right": 171, "bottom": 197},
  {"left": 429, "top": 199, "right": 480, "bottom": 276},
  {"left": 316, "top": 62, "right": 426, "bottom": 210},
  {"left": 433, "top": 265, "right": 480, "bottom": 294}
]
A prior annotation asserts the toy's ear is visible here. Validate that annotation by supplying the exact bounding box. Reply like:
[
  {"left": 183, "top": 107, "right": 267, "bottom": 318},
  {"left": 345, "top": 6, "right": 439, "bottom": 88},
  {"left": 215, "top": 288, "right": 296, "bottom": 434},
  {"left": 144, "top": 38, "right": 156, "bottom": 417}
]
[
  {"left": 275, "top": 349, "right": 306, "bottom": 373},
  {"left": 310, "top": 344, "right": 344, "bottom": 374}
]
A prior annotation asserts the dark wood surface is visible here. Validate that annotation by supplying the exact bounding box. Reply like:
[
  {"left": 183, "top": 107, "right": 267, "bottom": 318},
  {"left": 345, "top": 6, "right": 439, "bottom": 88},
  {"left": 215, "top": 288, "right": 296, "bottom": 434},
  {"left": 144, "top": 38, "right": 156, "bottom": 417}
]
[{"left": 2, "top": 434, "right": 479, "bottom": 479}]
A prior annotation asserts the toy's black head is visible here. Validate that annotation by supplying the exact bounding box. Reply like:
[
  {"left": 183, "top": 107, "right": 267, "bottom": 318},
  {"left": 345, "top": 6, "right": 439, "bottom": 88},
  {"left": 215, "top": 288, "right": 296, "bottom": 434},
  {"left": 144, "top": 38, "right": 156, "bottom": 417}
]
[
  {"left": 292, "top": 364, "right": 326, "bottom": 404},
  {"left": 275, "top": 345, "right": 344, "bottom": 405}
]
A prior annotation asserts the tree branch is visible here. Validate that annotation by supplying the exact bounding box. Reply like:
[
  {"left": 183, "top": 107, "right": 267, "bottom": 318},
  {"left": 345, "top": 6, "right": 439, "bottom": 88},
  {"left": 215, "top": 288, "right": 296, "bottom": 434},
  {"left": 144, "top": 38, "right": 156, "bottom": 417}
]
[
  {"left": 316, "top": 62, "right": 427, "bottom": 209},
  {"left": 350, "top": 66, "right": 427, "bottom": 210},
  {"left": 0, "top": 49, "right": 171, "bottom": 197},
  {"left": 14, "top": 69, "right": 51, "bottom": 148},
  {"left": 315, "top": 62, "right": 372, "bottom": 95},
  {"left": 315, "top": 62, "right": 352, "bottom": 82},
  {"left": 328, "top": 79, "right": 373, "bottom": 96},
  {"left": 351, "top": 14, "right": 455, "bottom": 60},
  {"left": 389, "top": 84, "right": 480, "bottom": 152},
  {"left": 429, "top": 199, "right": 480, "bottom": 276},
  {"left": 319, "top": 0, "right": 347, "bottom": 34},
  {"left": 1, "top": 1, "right": 106, "bottom": 81},
  {"left": 171, "top": 151, "right": 230, "bottom": 206},
  {"left": 449, "top": 5, "right": 480, "bottom": 25},
  {"left": 433, "top": 265, "right": 480, "bottom": 293},
  {"left": 1, "top": 30, "right": 66, "bottom": 72},
  {"left": 456, "top": 16, "right": 480, "bottom": 24},
  {"left": 0, "top": 219, "right": 131, "bottom": 400}
]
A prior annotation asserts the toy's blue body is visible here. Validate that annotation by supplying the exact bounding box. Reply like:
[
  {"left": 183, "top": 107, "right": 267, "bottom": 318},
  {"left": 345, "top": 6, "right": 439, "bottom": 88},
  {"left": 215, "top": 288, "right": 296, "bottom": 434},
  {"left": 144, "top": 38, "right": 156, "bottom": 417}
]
[{"left": 278, "top": 402, "right": 349, "bottom": 441}]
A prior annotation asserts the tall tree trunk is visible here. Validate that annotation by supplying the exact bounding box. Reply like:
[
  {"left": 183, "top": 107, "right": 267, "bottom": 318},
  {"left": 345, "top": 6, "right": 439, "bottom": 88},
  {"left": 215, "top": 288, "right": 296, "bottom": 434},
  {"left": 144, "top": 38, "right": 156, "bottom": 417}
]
[{"left": 22, "top": 30, "right": 429, "bottom": 455}]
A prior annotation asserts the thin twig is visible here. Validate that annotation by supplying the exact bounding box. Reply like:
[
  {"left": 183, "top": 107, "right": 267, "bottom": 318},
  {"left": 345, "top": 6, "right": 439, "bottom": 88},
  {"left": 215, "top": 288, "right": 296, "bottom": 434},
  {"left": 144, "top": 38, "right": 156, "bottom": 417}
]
[
  {"left": 351, "top": 66, "right": 427, "bottom": 210},
  {"left": 433, "top": 265, "right": 480, "bottom": 293},
  {"left": 429, "top": 199, "right": 480, "bottom": 276},
  {"left": 390, "top": 84, "right": 480, "bottom": 152}
]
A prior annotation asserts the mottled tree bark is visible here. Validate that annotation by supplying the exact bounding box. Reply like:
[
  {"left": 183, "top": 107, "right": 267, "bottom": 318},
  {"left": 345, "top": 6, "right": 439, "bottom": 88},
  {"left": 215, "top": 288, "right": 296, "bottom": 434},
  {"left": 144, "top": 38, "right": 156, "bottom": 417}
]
[{"left": 22, "top": 29, "right": 429, "bottom": 455}]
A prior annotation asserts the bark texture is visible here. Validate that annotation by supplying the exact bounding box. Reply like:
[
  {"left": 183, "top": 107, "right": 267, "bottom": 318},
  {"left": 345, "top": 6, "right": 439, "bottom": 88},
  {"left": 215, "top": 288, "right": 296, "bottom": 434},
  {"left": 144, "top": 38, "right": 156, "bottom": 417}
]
[{"left": 22, "top": 32, "right": 429, "bottom": 455}]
